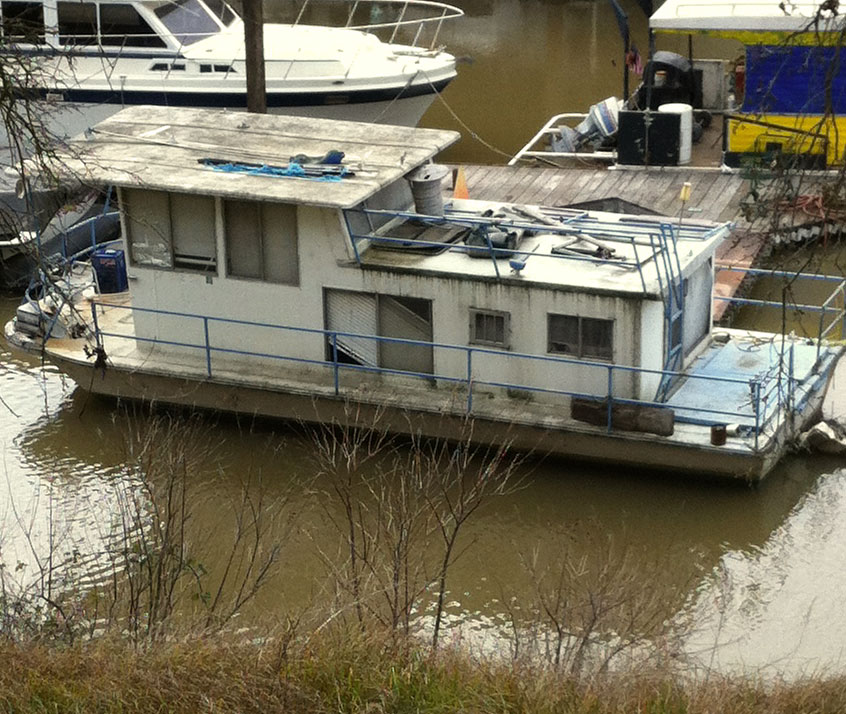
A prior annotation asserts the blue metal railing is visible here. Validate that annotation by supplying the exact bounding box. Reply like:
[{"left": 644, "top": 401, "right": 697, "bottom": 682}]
[
  {"left": 342, "top": 206, "right": 728, "bottom": 299},
  {"left": 87, "top": 300, "right": 782, "bottom": 449},
  {"left": 714, "top": 264, "right": 846, "bottom": 358}
]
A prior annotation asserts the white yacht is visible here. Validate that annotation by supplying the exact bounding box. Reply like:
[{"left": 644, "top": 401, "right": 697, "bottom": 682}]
[{"left": 1, "top": 0, "right": 462, "bottom": 134}]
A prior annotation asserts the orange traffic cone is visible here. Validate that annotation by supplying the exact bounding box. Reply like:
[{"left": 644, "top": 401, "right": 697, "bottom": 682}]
[{"left": 453, "top": 165, "right": 469, "bottom": 199}]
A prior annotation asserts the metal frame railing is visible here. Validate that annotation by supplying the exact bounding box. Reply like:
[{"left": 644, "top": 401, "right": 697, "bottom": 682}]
[
  {"left": 714, "top": 264, "right": 846, "bottom": 358},
  {"left": 87, "top": 300, "right": 796, "bottom": 451},
  {"left": 343, "top": 205, "right": 725, "bottom": 292},
  {"left": 508, "top": 112, "right": 617, "bottom": 166}
]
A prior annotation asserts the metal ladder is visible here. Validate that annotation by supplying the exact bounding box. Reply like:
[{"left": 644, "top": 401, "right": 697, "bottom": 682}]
[{"left": 650, "top": 223, "right": 685, "bottom": 402}]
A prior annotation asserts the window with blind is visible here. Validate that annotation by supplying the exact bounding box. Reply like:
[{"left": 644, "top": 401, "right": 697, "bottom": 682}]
[
  {"left": 224, "top": 200, "right": 299, "bottom": 285},
  {"left": 123, "top": 189, "right": 216, "bottom": 272},
  {"left": 548, "top": 313, "right": 613, "bottom": 361}
]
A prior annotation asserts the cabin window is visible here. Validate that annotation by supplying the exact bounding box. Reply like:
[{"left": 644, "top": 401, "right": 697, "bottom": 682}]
[
  {"left": 547, "top": 314, "right": 613, "bottom": 361},
  {"left": 99, "top": 3, "right": 166, "bottom": 47},
  {"left": 223, "top": 200, "right": 299, "bottom": 285},
  {"left": 469, "top": 308, "right": 510, "bottom": 349},
  {"left": 1, "top": 1, "right": 44, "bottom": 42},
  {"left": 123, "top": 188, "right": 216, "bottom": 272},
  {"left": 150, "top": 62, "right": 185, "bottom": 71},
  {"left": 57, "top": 1, "right": 97, "bottom": 45},
  {"left": 203, "top": 0, "right": 237, "bottom": 26},
  {"left": 154, "top": 0, "right": 219, "bottom": 46},
  {"left": 324, "top": 290, "right": 433, "bottom": 374}
]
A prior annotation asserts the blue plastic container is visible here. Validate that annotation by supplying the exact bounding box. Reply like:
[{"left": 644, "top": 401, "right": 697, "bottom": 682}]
[{"left": 91, "top": 248, "right": 128, "bottom": 293}]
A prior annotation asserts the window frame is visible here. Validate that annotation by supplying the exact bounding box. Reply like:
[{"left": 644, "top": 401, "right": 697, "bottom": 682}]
[
  {"left": 1, "top": 1, "right": 45, "bottom": 43},
  {"left": 468, "top": 307, "right": 510, "bottom": 349},
  {"left": 124, "top": 188, "right": 217, "bottom": 273},
  {"left": 547, "top": 313, "right": 613, "bottom": 362},
  {"left": 222, "top": 199, "right": 299, "bottom": 286}
]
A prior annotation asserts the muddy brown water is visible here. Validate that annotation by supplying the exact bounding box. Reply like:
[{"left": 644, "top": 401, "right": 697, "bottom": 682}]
[{"left": 2, "top": 0, "right": 846, "bottom": 676}]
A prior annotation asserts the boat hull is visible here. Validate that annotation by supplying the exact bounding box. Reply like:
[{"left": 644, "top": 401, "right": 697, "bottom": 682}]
[{"left": 22, "top": 342, "right": 781, "bottom": 482}]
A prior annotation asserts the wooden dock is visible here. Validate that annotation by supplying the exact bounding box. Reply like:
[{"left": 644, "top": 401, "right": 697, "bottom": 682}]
[
  {"left": 449, "top": 164, "right": 763, "bottom": 321},
  {"left": 453, "top": 165, "right": 749, "bottom": 224}
]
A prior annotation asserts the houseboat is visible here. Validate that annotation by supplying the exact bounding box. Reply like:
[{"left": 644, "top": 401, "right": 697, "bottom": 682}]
[
  {"left": 512, "top": 0, "right": 846, "bottom": 169},
  {"left": 4, "top": 105, "right": 844, "bottom": 480},
  {"left": 0, "top": 0, "right": 461, "bottom": 135}
]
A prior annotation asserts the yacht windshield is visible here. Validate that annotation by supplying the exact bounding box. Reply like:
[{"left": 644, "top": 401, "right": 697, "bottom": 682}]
[
  {"left": 154, "top": 0, "right": 220, "bottom": 45},
  {"left": 202, "top": 0, "right": 238, "bottom": 26}
]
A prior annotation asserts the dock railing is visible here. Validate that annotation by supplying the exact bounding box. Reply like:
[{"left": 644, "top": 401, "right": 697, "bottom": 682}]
[{"left": 87, "top": 300, "right": 796, "bottom": 450}]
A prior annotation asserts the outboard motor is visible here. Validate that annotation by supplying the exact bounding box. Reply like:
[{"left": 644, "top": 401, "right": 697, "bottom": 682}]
[{"left": 552, "top": 96, "right": 623, "bottom": 153}]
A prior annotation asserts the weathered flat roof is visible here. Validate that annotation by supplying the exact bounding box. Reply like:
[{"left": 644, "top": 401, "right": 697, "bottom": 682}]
[
  {"left": 61, "top": 106, "right": 460, "bottom": 209},
  {"left": 651, "top": 0, "right": 843, "bottom": 33},
  {"left": 357, "top": 199, "right": 730, "bottom": 298}
]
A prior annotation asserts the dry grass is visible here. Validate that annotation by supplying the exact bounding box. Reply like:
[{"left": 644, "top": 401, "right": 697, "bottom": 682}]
[{"left": 2, "top": 633, "right": 846, "bottom": 714}]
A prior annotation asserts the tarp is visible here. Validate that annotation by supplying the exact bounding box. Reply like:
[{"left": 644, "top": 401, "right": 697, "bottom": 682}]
[{"left": 743, "top": 45, "right": 846, "bottom": 115}]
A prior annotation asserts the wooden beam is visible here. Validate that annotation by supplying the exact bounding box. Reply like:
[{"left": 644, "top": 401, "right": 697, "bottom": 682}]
[{"left": 242, "top": 0, "right": 267, "bottom": 114}]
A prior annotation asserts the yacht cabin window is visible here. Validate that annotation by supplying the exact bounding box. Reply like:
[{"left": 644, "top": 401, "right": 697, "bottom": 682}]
[
  {"left": 0, "top": 1, "right": 44, "bottom": 43},
  {"left": 547, "top": 314, "right": 613, "bottom": 362},
  {"left": 123, "top": 188, "right": 217, "bottom": 272},
  {"left": 202, "top": 0, "right": 236, "bottom": 26},
  {"left": 99, "top": 3, "right": 165, "bottom": 47},
  {"left": 153, "top": 0, "right": 220, "bottom": 46},
  {"left": 57, "top": 1, "right": 97, "bottom": 44},
  {"left": 223, "top": 200, "right": 299, "bottom": 285}
]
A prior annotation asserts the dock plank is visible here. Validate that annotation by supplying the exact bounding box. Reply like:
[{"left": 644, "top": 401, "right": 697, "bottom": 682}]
[{"left": 448, "top": 166, "right": 754, "bottom": 224}]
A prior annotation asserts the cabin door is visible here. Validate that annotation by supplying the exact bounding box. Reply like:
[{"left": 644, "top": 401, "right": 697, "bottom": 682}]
[
  {"left": 325, "top": 290, "right": 379, "bottom": 366},
  {"left": 324, "top": 290, "right": 433, "bottom": 374},
  {"left": 378, "top": 295, "right": 434, "bottom": 375}
]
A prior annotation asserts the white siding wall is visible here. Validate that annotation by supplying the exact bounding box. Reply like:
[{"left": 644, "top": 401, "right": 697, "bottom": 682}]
[{"left": 124, "top": 195, "right": 672, "bottom": 402}]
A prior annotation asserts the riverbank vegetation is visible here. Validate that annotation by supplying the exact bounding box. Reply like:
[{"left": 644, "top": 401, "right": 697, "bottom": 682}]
[
  {"left": 2, "top": 634, "right": 846, "bottom": 713},
  {"left": 1, "top": 411, "right": 842, "bottom": 713}
]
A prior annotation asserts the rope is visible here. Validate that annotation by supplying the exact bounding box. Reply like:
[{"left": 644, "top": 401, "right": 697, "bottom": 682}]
[{"left": 421, "top": 70, "right": 512, "bottom": 160}]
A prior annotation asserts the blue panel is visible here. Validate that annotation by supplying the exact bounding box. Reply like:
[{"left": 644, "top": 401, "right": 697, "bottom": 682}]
[{"left": 742, "top": 45, "right": 846, "bottom": 115}]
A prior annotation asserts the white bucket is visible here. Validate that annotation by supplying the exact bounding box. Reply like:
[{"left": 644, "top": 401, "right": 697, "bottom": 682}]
[
  {"left": 658, "top": 103, "right": 693, "bottom": 165},
  {"left": 406, "top": 164, "right": 450, "bottom": 216}
]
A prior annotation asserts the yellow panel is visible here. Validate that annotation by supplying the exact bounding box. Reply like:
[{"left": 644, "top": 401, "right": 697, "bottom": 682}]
[
  {"left": 727, "top": 114, "right": 846, "bottom": 165},
  {"left": 654, "top": 29, "right": 844, "bottom": 45}
]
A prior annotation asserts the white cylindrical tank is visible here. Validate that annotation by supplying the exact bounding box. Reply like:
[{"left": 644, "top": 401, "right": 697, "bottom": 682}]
[{"left": 658, "top": 103, "right": 693, "bottom": 165}]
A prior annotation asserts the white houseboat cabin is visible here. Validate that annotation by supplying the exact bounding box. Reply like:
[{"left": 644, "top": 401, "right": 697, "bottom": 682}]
[{"left": 5, "top": 106, "right": 843, "bottom": 480}]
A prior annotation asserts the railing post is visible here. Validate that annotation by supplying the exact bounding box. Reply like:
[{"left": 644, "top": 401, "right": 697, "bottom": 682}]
[
  {"left": 788, "top": 343, "right": 796, "bottom": 435},
  {"left": 466, "top": 348, "right": 473, "bottom": 413},
  {"left": 841, "top": 282, "right": 846, "bottom": 339},
  {"left": 752, "top": 379, "right": 761, "bottom": 451},
  {"left": 90, "top": 301, "right": 102, "bottom": 349},
  {"left": 606, "top": 366, "right": 614, "bottom": 433},
  {"left": 332, "top": 332, "right": 340, "bottom": 396},
  {"left": 203, "top": 317, "right": 211, "bottom": 377}
]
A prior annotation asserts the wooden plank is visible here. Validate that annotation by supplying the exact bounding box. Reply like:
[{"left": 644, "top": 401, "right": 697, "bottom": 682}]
[
  {"left": 510, "top": 168, "right": 555, "bottom": 205},
  {"left": 477, "top": 167, "right": 519, "bottom": 201},
  {"left": 522, "top": 169, "right": 570, "bottom": 206},
  {"left": 560, "top": 170, "right": 603, "bottom": 204},
  {"left": 708, "top": 175, "right": 747, "bottom": 223}
]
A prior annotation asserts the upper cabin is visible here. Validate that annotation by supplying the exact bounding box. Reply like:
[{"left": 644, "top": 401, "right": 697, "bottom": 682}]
[
  {"left": 59, "top": 105, "right": 729, "bottom": 407},
  {"left": 0, "top": 0, "right": 236, "bottom": 50}
]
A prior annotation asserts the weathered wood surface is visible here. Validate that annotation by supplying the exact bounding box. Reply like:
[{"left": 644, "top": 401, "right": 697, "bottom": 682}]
[
  {"left": 455, "top": 165, "right": 750, "bottom": 226},
  {"left": 571, "top": 397, "right": 676, "bottom": 437}
]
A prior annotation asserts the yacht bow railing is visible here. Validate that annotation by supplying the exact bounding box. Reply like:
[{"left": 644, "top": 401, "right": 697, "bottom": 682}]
[{"left": 295, "top": 0, "right": 463, "bottom": 49}]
